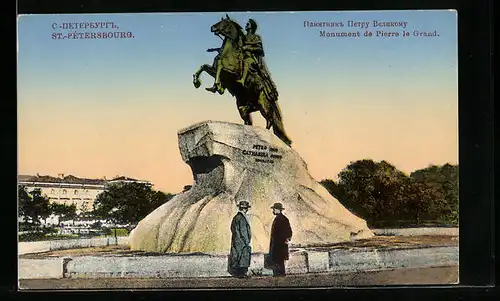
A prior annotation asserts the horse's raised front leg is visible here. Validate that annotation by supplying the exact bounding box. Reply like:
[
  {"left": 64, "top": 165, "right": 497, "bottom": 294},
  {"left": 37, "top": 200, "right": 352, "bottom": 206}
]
[{"left": 193, "top": 64, "right": 215, "bottom": 89}]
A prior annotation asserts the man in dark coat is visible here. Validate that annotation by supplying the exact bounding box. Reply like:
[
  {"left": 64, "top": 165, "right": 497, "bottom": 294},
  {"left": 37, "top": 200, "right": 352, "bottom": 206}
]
[
  {"left": 269, "top": 202, "right": 293, "bottom": 276},
  {"left": 228, "top": 200, "right": 252, "bottom": 278}
]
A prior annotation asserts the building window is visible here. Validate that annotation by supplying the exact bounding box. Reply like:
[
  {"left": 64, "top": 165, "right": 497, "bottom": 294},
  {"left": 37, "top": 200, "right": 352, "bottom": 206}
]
[
  {"left": 62, "top": 189, "right": 67, "bottom": 195},
  {"left": 51, "top": 189, "right": 55, "bottom": 194},
  {"left": 74, "top": 190, "right": 78, "bottom": 195}
]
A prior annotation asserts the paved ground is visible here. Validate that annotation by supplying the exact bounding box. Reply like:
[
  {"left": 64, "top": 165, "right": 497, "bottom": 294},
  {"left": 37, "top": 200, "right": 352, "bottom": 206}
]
[{"left": 19, "top": 265, "right": 458, "bottom": 290}]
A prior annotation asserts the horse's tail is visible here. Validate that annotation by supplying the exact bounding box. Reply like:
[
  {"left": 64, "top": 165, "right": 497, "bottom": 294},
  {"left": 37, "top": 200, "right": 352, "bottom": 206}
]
[
  {"left": 263, "top": 84, "right": 279, "bottom": 102},
  {"left": 270, "top": 98, "right": 283, "bottom": 122},
  {"left": 258, "top": 66, "right": 279, "bottom": 102},
  {"left": 269, "top": 100, "right": 292, "bottom": 146}
]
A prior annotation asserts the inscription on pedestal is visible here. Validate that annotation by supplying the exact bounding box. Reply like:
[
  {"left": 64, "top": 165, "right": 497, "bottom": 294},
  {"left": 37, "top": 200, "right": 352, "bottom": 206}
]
[{"left": 242, "top": 144, "right": 283, "bottom": 164}]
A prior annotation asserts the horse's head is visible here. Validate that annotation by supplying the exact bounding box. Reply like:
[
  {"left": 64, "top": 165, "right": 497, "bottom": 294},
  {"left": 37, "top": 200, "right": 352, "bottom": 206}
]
[{"left": 211, "top": 14, "right": 244, "bottom": 42}]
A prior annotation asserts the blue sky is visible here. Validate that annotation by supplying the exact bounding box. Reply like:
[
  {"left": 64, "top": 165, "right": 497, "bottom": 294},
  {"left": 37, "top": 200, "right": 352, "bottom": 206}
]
[{"left": 18, "top": 10, "right": 457, "bottom": 106}]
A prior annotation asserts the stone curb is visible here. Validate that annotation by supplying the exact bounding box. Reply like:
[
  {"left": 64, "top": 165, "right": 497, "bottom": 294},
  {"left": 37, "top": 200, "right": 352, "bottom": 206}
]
[{"left": 18, "top": 246, "right": 458, "bottom": 279}]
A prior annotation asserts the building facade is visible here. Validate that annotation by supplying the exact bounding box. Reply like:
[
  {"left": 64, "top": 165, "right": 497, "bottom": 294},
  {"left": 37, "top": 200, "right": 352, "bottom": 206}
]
[{"left": 18, "top": 174, "right": 152, "bottom": 214}]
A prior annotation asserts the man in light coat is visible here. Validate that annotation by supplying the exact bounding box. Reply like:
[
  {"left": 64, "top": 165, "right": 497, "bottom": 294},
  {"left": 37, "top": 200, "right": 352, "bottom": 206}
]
[{"left": 228, "top": 200, "right": 252, "bottom": 278}]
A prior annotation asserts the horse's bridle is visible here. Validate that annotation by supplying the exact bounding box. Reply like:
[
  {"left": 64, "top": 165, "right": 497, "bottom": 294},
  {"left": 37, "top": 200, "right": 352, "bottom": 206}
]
[
  {"left": 212, "top": 22, "right": 235, "bottom": 41},
  {"left": 212, "top": 21, "right": 242, "bottom": 48},
  {"left": 212, "top": 28, "right": 227, "bottom": 41}
]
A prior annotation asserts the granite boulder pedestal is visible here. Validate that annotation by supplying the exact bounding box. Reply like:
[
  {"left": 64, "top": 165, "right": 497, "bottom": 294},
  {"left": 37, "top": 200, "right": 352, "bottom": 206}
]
[{"left": 129, "top": 121, "right": 374, "bottom": 253}]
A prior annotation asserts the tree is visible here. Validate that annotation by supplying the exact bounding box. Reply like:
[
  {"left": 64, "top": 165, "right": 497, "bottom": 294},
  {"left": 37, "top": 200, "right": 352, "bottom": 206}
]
[
  {"left": 91, "top": 182, "right": 174, "bottom": 225},
  {"left": 320, "top": 160, "right": 459, "bottom": 228},
  {"left": 336, "top": 159, "right": 409, "bottom": 226},
  {"left": 49, "top": 203, "right": 77, "bottom": 222},
  {"left": 403, "top": 178, "right": 446, "bottom": 224},
  {"left": 337, "top": 159, "right": 379, "bottom": 222},
  {"left": 410, "top": 163, "right": 459, "bottom": 224},
  {"left": 319, "top": 179, "right": 345, "bottom": 201},
  {"left": 319, "top": 179, "right": 368, "bottom": 218},
  {"left": 18, "top": 186, "right": 51, "bottom": 226}
]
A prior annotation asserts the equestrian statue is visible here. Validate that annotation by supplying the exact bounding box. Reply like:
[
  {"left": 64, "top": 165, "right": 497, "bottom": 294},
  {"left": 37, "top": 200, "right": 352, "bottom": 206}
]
[{"left": 192, "top": 15, "right": 292, "bottom": 146}]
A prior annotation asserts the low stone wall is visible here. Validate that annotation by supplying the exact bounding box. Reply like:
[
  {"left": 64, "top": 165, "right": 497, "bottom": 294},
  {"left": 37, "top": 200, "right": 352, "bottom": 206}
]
[
  {"left": 18, "top": 246, "right": 458, "bottom": 280},
  {"left": 18, "top": 228, "right": 459, "bottom": 279},
  {"left": 18, "top": 228, "right": 458, "bottom": 256},
  {"left": 18, "top": 258, "right": 64, "bottom": 279},
  {"left": 328, "top": 246, "right": 458, "bottom": 272},
  {"left": 18, "top": 237, "right": 129, "bottom": 255}
]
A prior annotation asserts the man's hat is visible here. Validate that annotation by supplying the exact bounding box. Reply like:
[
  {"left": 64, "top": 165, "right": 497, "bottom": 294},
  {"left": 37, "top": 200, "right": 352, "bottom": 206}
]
[
  {"left": 270, "top": 202, "right": 285, "bottom": 210},
  {"left": 237, "top": 200, "right": 251, "bottom": 208}
]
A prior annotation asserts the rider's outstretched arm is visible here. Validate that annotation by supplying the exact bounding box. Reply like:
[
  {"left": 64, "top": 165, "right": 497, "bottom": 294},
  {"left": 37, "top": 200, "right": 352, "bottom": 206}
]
[{"left": 207, "top": 47, "right": 222, "bottom": 53}]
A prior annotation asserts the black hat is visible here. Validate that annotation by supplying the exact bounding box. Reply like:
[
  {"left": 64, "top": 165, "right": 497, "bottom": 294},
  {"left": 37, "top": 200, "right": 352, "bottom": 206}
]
[
  {"left": 270, "top": 202, "right": 285, "bottom": 210},
  {"left": 237, "top": 200, "right": 251, "bottom": 208}
]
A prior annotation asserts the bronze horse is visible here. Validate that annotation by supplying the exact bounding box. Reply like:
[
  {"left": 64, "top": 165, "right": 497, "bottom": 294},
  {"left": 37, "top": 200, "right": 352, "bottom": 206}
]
[{"left": 192, "top": 15, "right": 292, "bottom": 146}]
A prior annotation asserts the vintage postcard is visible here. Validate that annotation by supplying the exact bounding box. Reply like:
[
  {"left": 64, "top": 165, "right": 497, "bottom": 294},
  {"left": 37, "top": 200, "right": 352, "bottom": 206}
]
[{"left": 17, "top": 10, "right": 458, "bottom": 289}]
